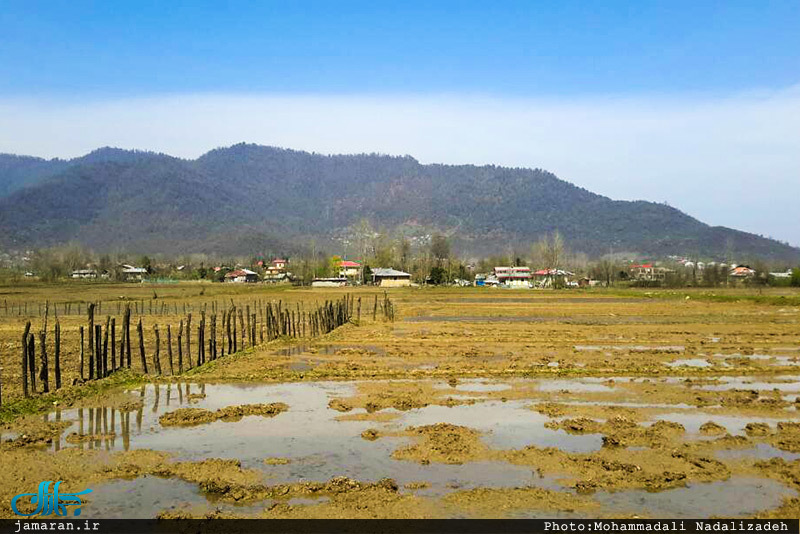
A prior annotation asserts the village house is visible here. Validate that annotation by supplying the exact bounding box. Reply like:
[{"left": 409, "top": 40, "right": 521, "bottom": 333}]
[
  {"left": 311, "top": 277, "right": 348, "bottom": 287},
  {"left": 371, "top": 268, "right": 412, "bottom": 287},
  {"left": 263, "top": 258, "right": 292, "bottom": 283},
  {"left": 493, "top": 266, "right": 531, "bottom": 288},
  {"left": 121, "top": 264, "right": 148, "bottom": 281},
  {"left": 266, "top": 258, "right": 288, "bottom": 275},
  {"left": 338, "top": 260, "right": 362, "bottom": 280},
  {"left": 532, "top": 268, "right": 575, "bottom": 288},
  {"left": 71, "top": 269, "right": 97, "bottom": 279},
  {"left": 628, "top": 263, "right": 670, "bottom": 282},
  {"left": 224, "top": 268, "right": 259, "bottom": 283},
  {"left": 729, "top": 265, "right": 756, "bottom": 278},
  {"left": 770, "top": 269, "right": 794, "bottom": 279}
]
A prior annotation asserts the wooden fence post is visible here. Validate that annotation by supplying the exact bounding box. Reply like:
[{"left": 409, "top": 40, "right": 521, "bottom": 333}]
[
  {"left": 137, "top": 319, "right": 148, "bottom": 374},
  {"left": 79, "top": 326, "right": 85, "bottom": 381},
  {"left": 39, "top": 330, "right": 49, "bottom": 393},
  {"left": 125, "top": 306, "right": 132, "bottom": 368},
  {"left": 232, "top": 308, "right": 237, "bottom": 353},
  {"left": 153, "top": 325, "right": 162, "bottom": 376},
  {"left": 95, "top": 325, "right": 102, "bottom": 379},
  {"left": 167, "top": 324, "right": 174, "bottom": 375},
  {"left": 54, "top": 321, "right": 61, "bottom": 390},
  {"left": 110, "top": 318, "right": 116, "bottom": 372},
  {"left": 87, "top": 303, "right": 95, "bottom": 380},
  {"left": 186, "top": 313, "right": 192, "bottom": 369},
  {"left": 177, "top": 320, "right": 184, "bottom": 374},
  {"left": 28, "top": 333, "right": 36, "bottom": 392},
  {"left": 102, "top": 316, "right": 110, "bottom": 377},
  {"left": 197, "top": 325, "right": 203, "bottom": 365},
  {"left": 22, "top": 321, "right": 31, "bottom": 397}
]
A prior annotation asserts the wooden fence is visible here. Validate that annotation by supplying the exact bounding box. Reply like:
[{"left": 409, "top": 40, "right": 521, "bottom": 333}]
[{"left": 0, "top": 293, "right": 396, "bottom": 407}]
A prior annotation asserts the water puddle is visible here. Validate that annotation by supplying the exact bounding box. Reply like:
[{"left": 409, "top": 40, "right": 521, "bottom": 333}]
[
  {"left": 36, "top": 376, "right": 800, "bottom": 518},
  {"left": 716, "top": 443, "right": 800, "bottom": 462},
  {"left": 577, "top": 345, "right": 685, "bottom": 352},
  {"left": 697, "top": 376, "right": 800, "bottom": 392},
  {"left": 46, "top": 380, "right": 600, "bottom": 488},
  {"left": 536, "top": 379, "right": 616, "bottom": 393},
  {"left": 435, "top": 380, "right": 512, "bottom": 393},
  {"left": 665, "top": 359, "right": 712, "bottom": 368},
  {"left": 595, "top": 477, "right": 796, "bottom": 518}
]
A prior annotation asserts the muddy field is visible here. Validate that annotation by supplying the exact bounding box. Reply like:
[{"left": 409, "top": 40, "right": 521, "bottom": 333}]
[{"left": 1, "top": 284, "right": 800, "bottom": 518}]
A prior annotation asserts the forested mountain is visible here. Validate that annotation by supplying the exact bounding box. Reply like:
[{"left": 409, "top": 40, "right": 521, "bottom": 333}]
[
  {"left": 0, "top": 154, "right": 69, "bottom": 197},
  {"left": 0, "top": 144, "right": 797, "bottom": 261}
]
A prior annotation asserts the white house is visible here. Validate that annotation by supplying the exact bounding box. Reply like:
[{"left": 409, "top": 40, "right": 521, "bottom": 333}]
[
  {"left": 121, "top": 265, "right": 148, "bottom": 281},
  {"left": 71, "top": 269, "right": 98, "bottom": 279},
  {"left": 371, "top": 268, "right": 412, "bottom": 287},
  {"left": 494, "top": 266, "right": 532, "bottom": 287}
]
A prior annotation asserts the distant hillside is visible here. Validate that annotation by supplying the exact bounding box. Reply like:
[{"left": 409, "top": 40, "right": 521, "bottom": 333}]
[
  {"left": 0, "top": 154, "right": 68, "bottom": 197},
  {"left": 0, "top": 144, "right": 797, "bottom": 261}
]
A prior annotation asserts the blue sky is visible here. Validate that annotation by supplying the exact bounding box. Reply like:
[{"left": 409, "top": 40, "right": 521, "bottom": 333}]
[
  {"left": 1, "top": 1, "right": 799, "bottom": 247},
  {"left": 1, "top": 1, "right": 798, "bottom": 96}
]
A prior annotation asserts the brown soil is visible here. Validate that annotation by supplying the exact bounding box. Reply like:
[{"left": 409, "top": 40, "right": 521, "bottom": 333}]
[
  {"left": 158, "top": 403, "right": 288, "bottom": 426},
  {"left": 545, "top": 417, "right": 685, "bottom": 449},
  {"left": 264, "top": 457, "right": 291, "bottom": 465},
  {"left": 504, "top": 445, "right": 730, "bottom": 493},
  {"left": 391, "top": 424, "right": 491, "bottom": 465},
  {"left": 699, "top": 422, "right": 728, "bottom": 435}
]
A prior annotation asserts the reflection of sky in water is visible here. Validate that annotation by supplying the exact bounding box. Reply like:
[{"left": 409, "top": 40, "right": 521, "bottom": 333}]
[
  {"left": 716, "top": 443, "right": 800, "bottom": 462},
  {"left": 594, "top": 478, "right": 797, "bottom": 519}
]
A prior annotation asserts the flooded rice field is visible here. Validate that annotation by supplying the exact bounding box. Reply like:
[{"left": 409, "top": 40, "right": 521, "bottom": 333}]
[
  {"left": 3, "top": 287, "right": 800, "bottom": 519},
  {"left": 5, "top": 374, "right": 800, "bottom": 519}
]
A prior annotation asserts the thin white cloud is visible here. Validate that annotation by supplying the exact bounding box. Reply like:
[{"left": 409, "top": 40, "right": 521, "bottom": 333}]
[{"left": 1, "top": 88, "right": 799, "bottom": 247}]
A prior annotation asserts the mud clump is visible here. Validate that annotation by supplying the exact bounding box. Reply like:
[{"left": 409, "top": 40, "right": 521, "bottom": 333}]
[
  {"left": 361, "top": 429, "right": 380, "bottom": 441},
  {"left": 754, "top": 458, "right": 800, "bottom": 490},
  {"left": 545, "top": 417, "right": 684, "bottom": 450},
  {"left": 533, "top": 402, "right": 567, "bottom": 417},
  {"left": 745, "top": 423, "right": 772, "bottom": 437},
  {"left": 546, "top": 417, "right": 602, "bottom": 435},
  {"left": 328, "top": 399, "right": 352, "bottom": 412},
  {"left": 264, "top": 457, "right": 291, "bottom": 465},
  {"left": 187, "top": 393, "right": 207, "bottom": 403},
  {"left": 159, "top": 403, "right": 288, "bottom": 427},
  {"left": 772, "top": 422, "right": 800, "bottom": 453},
  {"left": 699, "top": 422, "right": 727, "bottom": 436},
  {"left": 392, "top": 424, "right": 490, "bottom": 465},
  {"left": 0, "top": 420, "right": 71, "bottom": 450},
  {"left": 504, "top": 445, "right": 729, "bottom": 493}
]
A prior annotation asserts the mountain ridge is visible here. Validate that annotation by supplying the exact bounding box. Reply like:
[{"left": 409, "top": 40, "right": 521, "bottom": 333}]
[{"left": 0, "top": 144, "right": 797, "bottom": 261}]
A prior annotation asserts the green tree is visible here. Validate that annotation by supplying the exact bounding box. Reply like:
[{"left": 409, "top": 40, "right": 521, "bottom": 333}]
[
  {"left": 428, "top": 266, "right": 447, "bottom": 285},
  {"left": 791, "top": 268, "right": 800, "bottom": 287}
]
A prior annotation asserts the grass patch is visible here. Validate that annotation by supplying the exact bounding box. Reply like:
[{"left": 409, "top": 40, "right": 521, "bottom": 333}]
[{"left": 0, "top": 369, "right": 147, "bottom": 424}]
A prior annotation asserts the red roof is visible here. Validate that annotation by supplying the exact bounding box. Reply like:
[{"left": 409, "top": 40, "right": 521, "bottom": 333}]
[
  {"left": 272, "top": 258, "right": 287, "bottom": 264},
  {"left": 631, "top": 263, "right": 653, "bottom": 269},
  {"left": 339, "top": 261, "right": 361, "bottom": 267}
]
